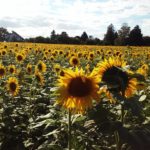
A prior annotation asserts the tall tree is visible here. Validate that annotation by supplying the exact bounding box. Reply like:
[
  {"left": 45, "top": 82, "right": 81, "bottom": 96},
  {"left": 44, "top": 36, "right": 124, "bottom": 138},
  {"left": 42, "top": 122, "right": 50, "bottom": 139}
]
[
  {"left": 0, "top": 27, "right": 9, "bottom": 41},
  {"left": 80, "top": 31, "right": 88, "bottom": 43},
  {"left": 58, "top": 31, "right": 70, "bottom": 44},
  {"left": 50, "top": 30, "right": 57, "bottom": 43},
  {"left": 143, "top": 36, "right": 150, "bottom": 46},
  {"left": 115, "top": 23, "right": 130, "bottom": 45},
  {"left": 104, "top": 24, "right": 116, "bottom": 45},
  {"left": 129, "top": 25, "right": 143, "bottom": 46}
]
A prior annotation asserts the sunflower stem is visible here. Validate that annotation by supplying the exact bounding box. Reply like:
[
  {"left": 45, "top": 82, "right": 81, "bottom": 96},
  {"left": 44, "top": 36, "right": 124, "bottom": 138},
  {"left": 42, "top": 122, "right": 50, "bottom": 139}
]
[
  {"left": 121, "top": 91, "right": 125, "bottom": 126},
  {"left": 68, "top": 109, "right": 72, "bottom": 150},
  {"left": 114, "top": 105, "right": 124, "bottom": 150},
  {"left": 121, "top": 104, "right": 124, "bottom": 125},
  {"left": 115, "top": 93, "right": 125, "bottom": 150},
  {"left": 114, "top": 131, "right": 122, "bottom": 150}
]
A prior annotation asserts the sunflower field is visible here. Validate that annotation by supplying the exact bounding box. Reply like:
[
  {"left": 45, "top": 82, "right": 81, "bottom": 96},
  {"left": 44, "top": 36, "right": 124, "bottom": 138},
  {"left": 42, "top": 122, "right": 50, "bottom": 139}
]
[{"left": 0, "top": 42, "right": 150, "bottom": 150}]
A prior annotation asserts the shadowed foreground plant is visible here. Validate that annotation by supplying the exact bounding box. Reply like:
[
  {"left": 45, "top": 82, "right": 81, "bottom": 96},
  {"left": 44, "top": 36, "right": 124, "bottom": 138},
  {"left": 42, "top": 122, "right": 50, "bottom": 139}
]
[{"left": 96, "top": 57, "right": 144, "bottom": 150}]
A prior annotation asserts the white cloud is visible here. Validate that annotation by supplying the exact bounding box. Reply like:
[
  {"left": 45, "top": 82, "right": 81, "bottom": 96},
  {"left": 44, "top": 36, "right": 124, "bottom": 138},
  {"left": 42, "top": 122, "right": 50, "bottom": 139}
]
[
  {"left": 141, "top": 19, "right": 150, "bottom": 36},
  {"left": 0, "top": 0, "right": 149, "bottom": 39}
]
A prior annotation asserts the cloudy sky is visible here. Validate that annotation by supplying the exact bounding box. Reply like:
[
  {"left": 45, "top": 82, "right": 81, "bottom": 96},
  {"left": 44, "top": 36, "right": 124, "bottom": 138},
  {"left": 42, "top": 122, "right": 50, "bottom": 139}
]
[{"left": 0, "top": 0, "right": 150, "bottom": 39}]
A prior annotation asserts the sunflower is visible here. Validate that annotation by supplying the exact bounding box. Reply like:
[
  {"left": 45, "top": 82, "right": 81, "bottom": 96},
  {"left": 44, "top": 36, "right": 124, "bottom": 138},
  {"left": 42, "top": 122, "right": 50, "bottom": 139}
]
[
  {"left": 2, "top": 50, "right": 7, "bottom": 56},
  {"left": 69, "top": 56, "right": 80, "bottom": 66},
  {"left": 16, "top": 53, "right": 24, "bottom": 63},
  {"left": 52, "top": 52, "right": 56, "bottom": 57},
  {"left": 85, "top": 64, "right": 90, "bottom": 74},
  {"left": 59, "top": 70, "right": 65, "bottom": 76},
  {"left": 59, "top": 50, "right": 63, "bottom": 55},
  {"left": 107, "top": 50, "right": 112, "bottom": 55},
  {"left": 8, "top": 65, "right": 16, "bottom": 74},
  {"left": 96, "top": 50, "right": 101, "bottom": 55},
  {"left": 136, "top": 64, "right": 149, "bottom": 77},
  {"left": 53, "top": 64, "right": 61, "bottom": 73},
  {"left": 97, "top": 57, "right": 137, "bottom": 99},
  {"left": 88, "top": 52, "right": 94, "bottom": 60},
  {"left": 43, "top": 55, "right": 47, "bottom": 60},
  {"left": 0, "top": 64, "right": 6, "bottom": 78},
  {"left": 115, "top": 51, "right": 121, "bottom": 56},
  {"left": 77, "top": 52, "right": 82, "bottom": 58},
  {"left": 57, "top": 67, "right": 100, "bottom": 114},
  {"left": 6, "top": 77, "right": 20, "bottom": 96},
  {"left": 36, "top": 60, "right": 47, "bottom": 73},
  {"left": 50, "top": 56, "right": 54, "bottom": 61},
  {"left": 34, "top": 71, "right": 44, "bottom": 85},
  {"left": 26, "top": 64, "right": 32, "bottom": 74}
]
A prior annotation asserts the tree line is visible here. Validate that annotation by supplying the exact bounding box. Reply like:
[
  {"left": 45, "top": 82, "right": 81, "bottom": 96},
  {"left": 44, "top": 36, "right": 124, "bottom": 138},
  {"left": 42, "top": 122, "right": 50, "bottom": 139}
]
[
  {"left": 0, "top": 23, "right": 150, "bottom": 46},
  {"left": 103, "top": 23, "right": 150, "bottom": 46},
  {"left": 25, "top": 30, "right": 103, "bottom": 45}
]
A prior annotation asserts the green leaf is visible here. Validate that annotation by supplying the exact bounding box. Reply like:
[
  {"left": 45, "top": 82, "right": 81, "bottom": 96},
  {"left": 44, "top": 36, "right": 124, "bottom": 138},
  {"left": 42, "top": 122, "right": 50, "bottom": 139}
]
[
  {"left": 44, "top": 129, "right": 59, "bottom": 137},
  {"left": 72, "top": 114, "right": 86, "bottom": 124},
  {"left": 139, "top": 95, "right": 147, "bottom": 102},
  {"left": 124, "top": 96, "right": 142, "bottom": 116}
]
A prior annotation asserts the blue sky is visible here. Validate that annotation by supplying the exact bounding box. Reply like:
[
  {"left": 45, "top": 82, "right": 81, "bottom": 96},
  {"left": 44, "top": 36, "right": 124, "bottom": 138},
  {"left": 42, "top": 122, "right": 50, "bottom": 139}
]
[{"left": 0, "top": 0, "right": 150, "bottom": 39}]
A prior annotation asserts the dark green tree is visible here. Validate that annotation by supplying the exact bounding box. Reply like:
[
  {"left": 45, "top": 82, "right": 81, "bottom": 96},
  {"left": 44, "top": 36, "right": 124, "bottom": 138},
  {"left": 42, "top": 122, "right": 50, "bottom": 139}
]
[
  {"left": 143, "top": 36, "right": 150, "bottom": 46},
  {"left": 80, "top": 31, "right": 88, "bottom": 44},
  {"left": 34, "top": 36, "right": 50, "bottom": 43},
  {"left": 0, "top": 27, "right": 9, "bottom": 41},
  {"left": 129, "top": 25, "right": 143, "bottom": 46},
  {"left": 57, "top": 31, "right": 70, "bottom": 44},
  {"left": 50, "top": 30, "right": 57, "bottom": 43},
  {"left": 115, "top": 23, "right": 130, "bottom": 45},
  {"left": 104, "top": 24, "right": 117, "bottom": 45}
]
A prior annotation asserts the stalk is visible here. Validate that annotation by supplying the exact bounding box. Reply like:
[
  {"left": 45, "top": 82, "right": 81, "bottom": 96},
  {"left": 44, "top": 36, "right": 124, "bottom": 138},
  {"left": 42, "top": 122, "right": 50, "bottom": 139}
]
[{"left": 68, "top": 109, "right": 72, "bottom": 150}]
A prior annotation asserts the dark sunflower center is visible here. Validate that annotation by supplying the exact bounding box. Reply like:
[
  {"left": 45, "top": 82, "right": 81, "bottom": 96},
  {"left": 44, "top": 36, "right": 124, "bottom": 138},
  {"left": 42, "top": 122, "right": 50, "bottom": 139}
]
[
  {"left": 10, "top": 82, "right": 17, "bottom": 91},
  {"left": 68, "top": 77, "right": 92, "bottom": 97},
  {"left": 78, "top": 53, "right": 82, "bottom": 57},
  {"left": 55, "top": 68, "right": 60, "bottom": 72},
  {"left": 72, "top": 58, "right": 78, "bottom": 65},
  {"left": 27, "top": 67, "right": 31, "bottom": 72},
  {"left": 2, "top": 51, "right": 6, "bottom": 55},
  {"left": 60, "top": 70, "right": 65, "bottom": 76},
  {"left": 36, "top": 75, "right": 41, "bottom": 82},
  {"left": 17, "top": 55, "right": 23, "bottom": 61},
  {"left": 38, "top": 63, "right": 42, "bottom": 71},
  {"left": 102, "top": 66, "right": 128, "bottom": 92},
  {"left": 0, "top": 68, "right": 5, "bottom": 75},
  {"left": 10, "top": 68, "right": 14, "bottom": 73}
]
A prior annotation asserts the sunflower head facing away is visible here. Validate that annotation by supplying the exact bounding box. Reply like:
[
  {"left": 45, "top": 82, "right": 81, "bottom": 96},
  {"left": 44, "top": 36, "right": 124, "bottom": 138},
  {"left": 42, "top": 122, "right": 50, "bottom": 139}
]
[
  {"left": 57, "top": 67, "right": 100, "bottom": 114},
  {"left": 6, "top": 77, "right": 20, "bottom": 96},
  {"left": 0, "top": 64, "right": 6, "bottom": 78},
  {"left": 34, "top": 71, "right": 44, "bottom": 86},
  {"left": 136, "top": 64, "right": 149, "bottom": 77},
  {"left": 26, "top": 64, "right": 32, "bottom": 74},
  {"left": 36, "top": 60, "right": 47, "bottom": 73},
  {"left": 97, "top": 57, "right": 137, "bottom": 98}
]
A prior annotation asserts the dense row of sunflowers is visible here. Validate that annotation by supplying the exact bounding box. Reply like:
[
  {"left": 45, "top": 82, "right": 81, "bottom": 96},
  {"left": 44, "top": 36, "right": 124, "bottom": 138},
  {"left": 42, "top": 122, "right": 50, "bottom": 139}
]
[{"left": 0, "top": 42, "right": 150, "bottom": 150}]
